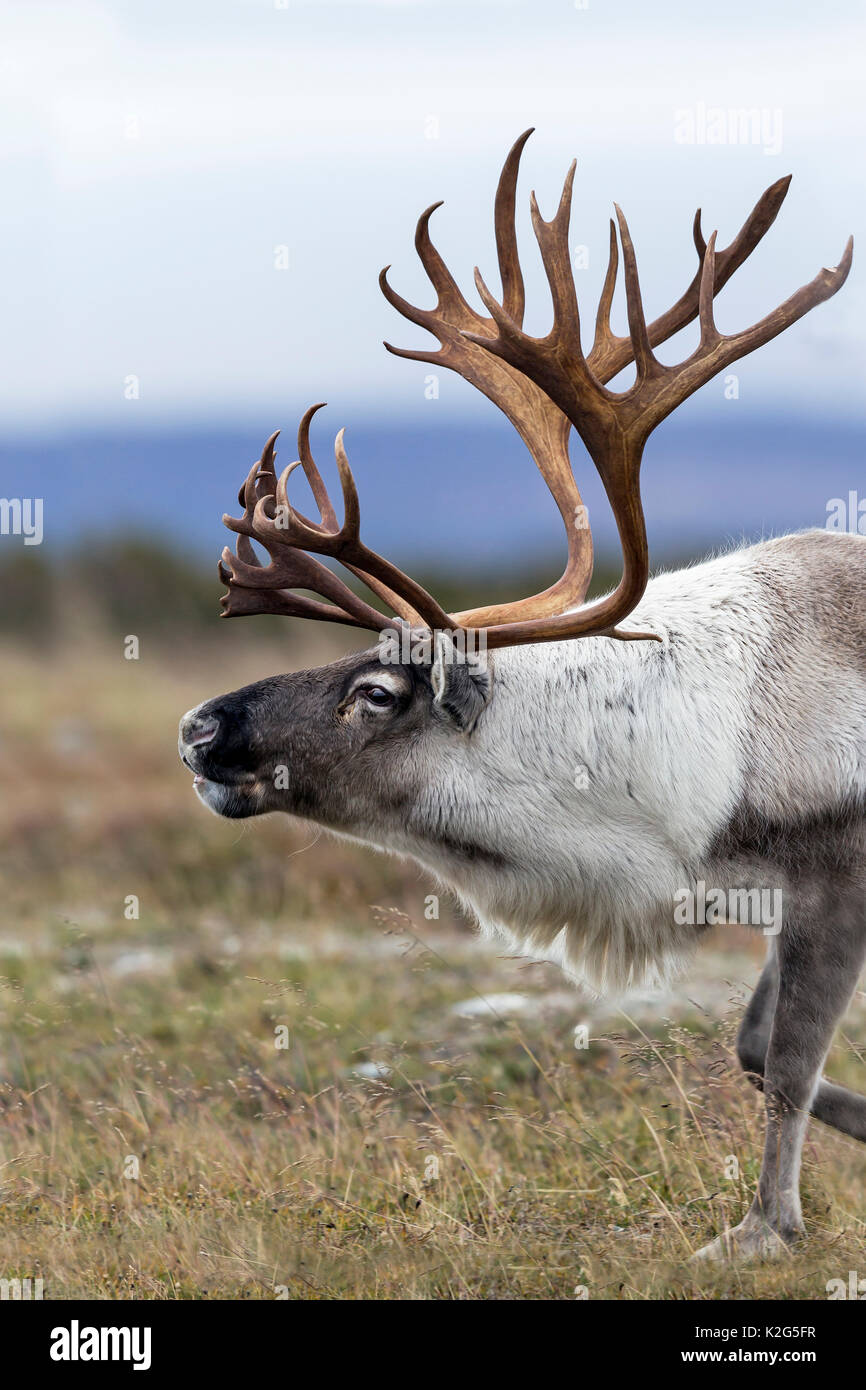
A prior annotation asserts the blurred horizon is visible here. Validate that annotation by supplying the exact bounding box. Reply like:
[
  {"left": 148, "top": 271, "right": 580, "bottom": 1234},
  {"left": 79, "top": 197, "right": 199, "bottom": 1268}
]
[{"left": 3, "top": 406, "right": 863, "bottom": 569}]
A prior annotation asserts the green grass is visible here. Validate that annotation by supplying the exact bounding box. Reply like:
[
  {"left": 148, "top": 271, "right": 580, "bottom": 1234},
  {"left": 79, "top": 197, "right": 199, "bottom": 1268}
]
[{"left": 0, "top": 639, "right": 864, "bottom": 1299}]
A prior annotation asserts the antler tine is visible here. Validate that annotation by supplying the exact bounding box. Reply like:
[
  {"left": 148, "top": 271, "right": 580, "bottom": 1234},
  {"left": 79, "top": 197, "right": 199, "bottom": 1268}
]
[
  {"left": 494, "top": 125, "right": 532, "bottom": 325},
  {"left": 591, "top": 220, "right": 620, "bottom": 364},
  {"left": 527, "top": 161, "right": 583, "bottom": 355},
  {"left": 232, "top": 457, "right": 266, "bottom": 521},
  {"left": 229, "top": 435, "right": 277, "bottom": 516},
  {"left": 379, "top": 200, "right": 477, "bottom": 356},
  {"left": 698, "top": 230, "right": 719, "bottom": 345},
  {"left": 613, "top": 205, "right": 664, "bottom": 382},
  {"left": 295, "top": 403, "right": 339, "bottom": 531},
  {"left": 412, "top": 202, "right": 478, "bottom": 323},
  {"left": 258, "top": 429, "right": 278, "bottom": 476},
  {"left": 692, "top": 173, "right": 791, "bottom": 269},
  {"left": 333, "top": 429, "right": 361, "bottom": 540}
]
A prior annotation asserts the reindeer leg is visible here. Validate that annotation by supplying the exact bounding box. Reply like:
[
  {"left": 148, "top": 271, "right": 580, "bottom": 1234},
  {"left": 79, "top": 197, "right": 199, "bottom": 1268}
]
[
  {"left": 811, "top": 1075, "right": 866, "bottom": 1140},
  {"left": 735, "top": 943, "right": 779, "bottom": 1085},
  {"left": 696, "top": 888, "right": 865, "bottom": 1261},
  {"left": 736, "top": 937, "right": 866, "bottom": 1141}
]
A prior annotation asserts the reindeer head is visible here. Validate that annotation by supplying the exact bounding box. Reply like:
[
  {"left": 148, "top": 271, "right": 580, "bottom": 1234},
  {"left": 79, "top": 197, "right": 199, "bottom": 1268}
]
[{"left": 179, "top": 630, "right": 492, "bottom": 841}]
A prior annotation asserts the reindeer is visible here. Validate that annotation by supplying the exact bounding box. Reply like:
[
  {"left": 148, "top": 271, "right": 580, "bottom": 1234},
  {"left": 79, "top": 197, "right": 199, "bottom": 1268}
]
[{"left": 178, "top": 132, "right": 862, "bottom": 1261}]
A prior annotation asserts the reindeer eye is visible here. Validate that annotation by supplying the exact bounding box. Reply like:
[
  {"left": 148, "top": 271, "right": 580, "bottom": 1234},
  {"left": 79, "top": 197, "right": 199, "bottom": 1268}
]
[{"left": 361, "top": 685, "right": 395, "bottom": 708}]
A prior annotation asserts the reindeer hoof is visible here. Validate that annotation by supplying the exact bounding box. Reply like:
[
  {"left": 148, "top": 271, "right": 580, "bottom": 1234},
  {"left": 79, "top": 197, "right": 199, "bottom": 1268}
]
[{"left": 692, "top": 1216, "right": 799, "bottom": 1263}]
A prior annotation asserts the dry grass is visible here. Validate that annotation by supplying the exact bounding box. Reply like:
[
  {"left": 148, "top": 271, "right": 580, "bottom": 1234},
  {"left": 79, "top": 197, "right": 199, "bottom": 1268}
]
[{"left": 0, "top": 637, "right": 864, "bottom": 1299}]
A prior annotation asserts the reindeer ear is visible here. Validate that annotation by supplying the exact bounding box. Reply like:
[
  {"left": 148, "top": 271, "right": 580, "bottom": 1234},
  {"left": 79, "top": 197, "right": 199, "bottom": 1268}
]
[{"left": 430, "top": 632, "right": 491, "bottom": 732}]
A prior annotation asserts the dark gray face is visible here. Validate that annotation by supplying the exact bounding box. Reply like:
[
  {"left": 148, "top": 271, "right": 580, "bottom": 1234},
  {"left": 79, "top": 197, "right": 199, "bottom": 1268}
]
[{"left": 177, "top": 641, "right": 490, "bottom": 828}]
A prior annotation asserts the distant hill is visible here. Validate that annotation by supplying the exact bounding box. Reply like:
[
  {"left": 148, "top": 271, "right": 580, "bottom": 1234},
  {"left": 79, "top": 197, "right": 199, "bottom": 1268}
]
[{"left": 3, "top": 410, "right": 863, "bottom": 572}]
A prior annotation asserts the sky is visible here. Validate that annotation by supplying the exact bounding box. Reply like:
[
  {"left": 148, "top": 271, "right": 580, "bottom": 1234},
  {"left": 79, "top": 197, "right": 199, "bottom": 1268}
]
[
  {"left": 0, "top": 0, "right": 862, "bottom": 432},
  {"left": 0, "top": 0, "right": 862, "bottom": 570}
]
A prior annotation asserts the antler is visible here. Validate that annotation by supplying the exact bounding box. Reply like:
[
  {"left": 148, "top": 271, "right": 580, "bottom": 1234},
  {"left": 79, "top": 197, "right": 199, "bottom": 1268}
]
[
  {"left": 220, "top": 406, "right": 457, "bottom": 634},
  {"left": 457, "top": 147, "right": 851, "bottom": 645},
  {"left": 221, "top": 132, "right": 852, "bottom": 649},
  {"left": 381, "top": 129, "right": 798, "bottom": 632}
]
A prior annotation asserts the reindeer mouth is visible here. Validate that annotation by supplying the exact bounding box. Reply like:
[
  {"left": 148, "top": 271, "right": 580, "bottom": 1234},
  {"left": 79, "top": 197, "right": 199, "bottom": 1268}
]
[
  {"left": 186, "top": 765, "right": 262, "bottom": 819},
  {"left": 180, "top": 752, "right": 257, "bottom": 792}
]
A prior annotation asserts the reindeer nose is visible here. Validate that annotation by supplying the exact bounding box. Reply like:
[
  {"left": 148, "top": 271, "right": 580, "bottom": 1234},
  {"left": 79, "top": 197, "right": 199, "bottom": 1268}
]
[
  {"left": 180, "top": 709, "right": 220, "bottom": 748},
  {"left": 179, "top": 698, "right": 258, "bottom": 775}
]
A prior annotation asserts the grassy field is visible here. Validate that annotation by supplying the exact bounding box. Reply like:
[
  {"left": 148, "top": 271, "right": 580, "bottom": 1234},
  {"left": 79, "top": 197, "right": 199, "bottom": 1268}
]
[{"left": 0, "top": 634, "right": 864, "bottom": 1300}]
